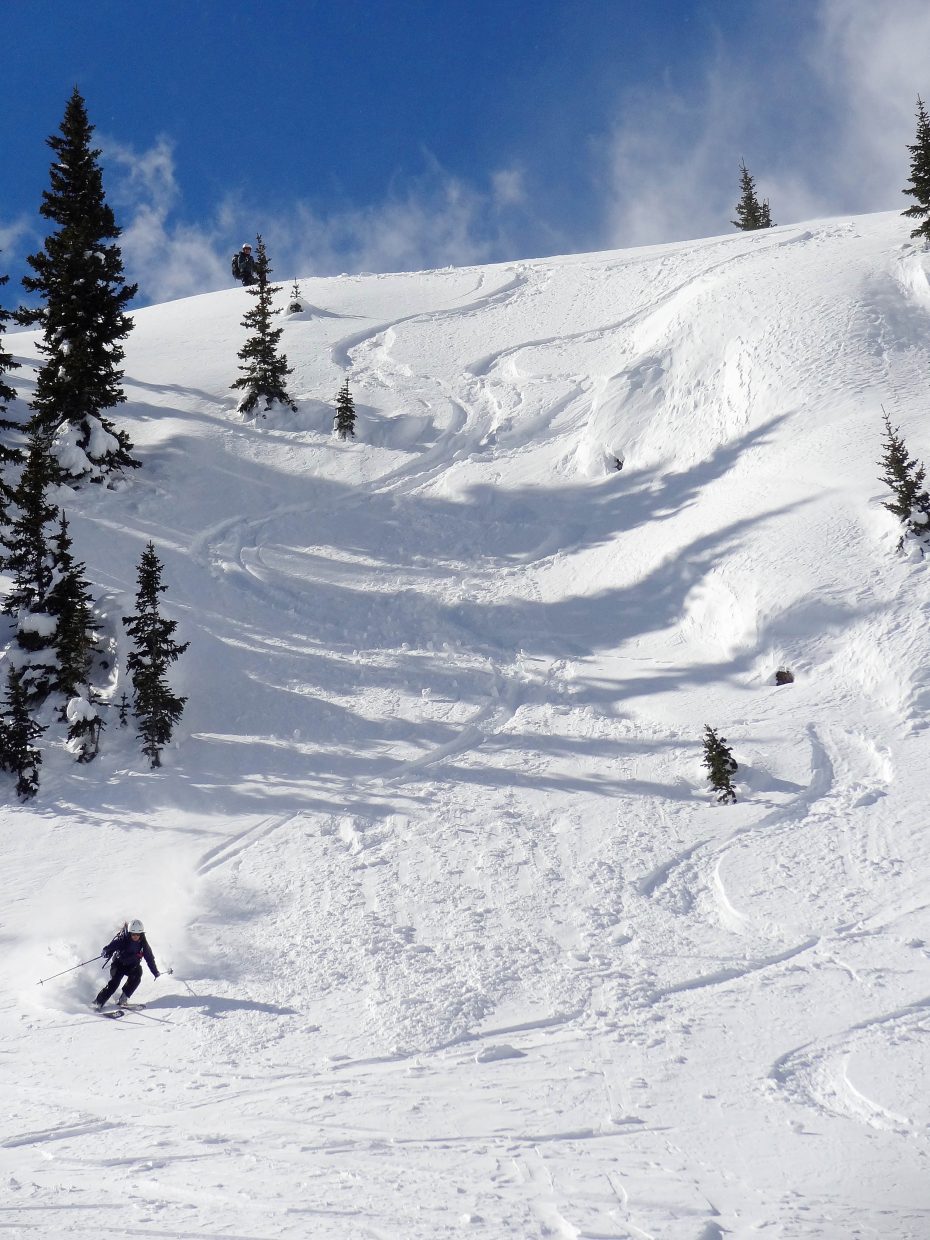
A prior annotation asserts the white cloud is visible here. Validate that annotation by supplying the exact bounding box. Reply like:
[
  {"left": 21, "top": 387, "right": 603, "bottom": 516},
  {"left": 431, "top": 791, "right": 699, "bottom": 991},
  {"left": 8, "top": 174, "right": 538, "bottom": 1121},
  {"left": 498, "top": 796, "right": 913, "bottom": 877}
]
[
  {"left": 596, "top": 0, "right": 930, "bottom": 249},
  {"left": 98, "top": 139, "right": 535, "bottom": 304},
  {"left": 0, "top": 215, "right": 37, "bottom": 271},
  {"left": 102, "top": 136, "right": 230, "bottom": 303},
  {"left": 812, "top": 0, "right": 930, "bottom": 207},
  {"left": 491, "top": 168, "right": 526, "bottom": 208}
]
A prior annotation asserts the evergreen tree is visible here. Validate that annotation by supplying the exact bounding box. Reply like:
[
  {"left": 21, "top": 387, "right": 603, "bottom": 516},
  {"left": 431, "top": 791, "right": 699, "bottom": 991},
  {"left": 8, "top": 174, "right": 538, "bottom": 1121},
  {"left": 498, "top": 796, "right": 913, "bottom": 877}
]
[
  {"left": 287, "top": 280, "right": 303, "bottom": 313},
  {"left": 333, "top": 378, "right": 357, "bottom": 440},
  {"left": 902, "top": 95, "right": 930, "bottom": 242},
  {"left": 231, "top": 235, "right": 296, "bottom": 416},
  {"left": 759, "top": 199, "right": 774, "bottom": 229},
  {"left": 732, "top": 160, "right": 768, "bottom": 232},
  {"left": 21, "top": 87, "right": 139, "bottom": 482},
  {"left": 1, "top": 428, "right": 58, "bottom": 700},
  {"left": 2, "top": 426, "right": 57, "bottom": 617},
  {"left": 123, "top": 542, "right": 189, "bottom": 768},
  {"left": 46, "top": 512, "right": 99, "bottom": 706},
  {"left": 878, "top": 410, "right": 930, "bottom": 552},
  {"left": 0, "top": 665, "right": 45, "bottom": 799},
  {"left": 702, "top": 725, "right": 738, "bottom": 804}
]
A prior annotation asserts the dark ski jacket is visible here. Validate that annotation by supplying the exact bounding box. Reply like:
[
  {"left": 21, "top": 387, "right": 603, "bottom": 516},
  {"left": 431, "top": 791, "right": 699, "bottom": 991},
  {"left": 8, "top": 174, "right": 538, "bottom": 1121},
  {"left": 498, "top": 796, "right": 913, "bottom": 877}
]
[
  {"left": 102, "top": 928, "right": 159, "bottom": 977},
  {"left": 232, "top": 250, "right": 257, "bottom": 285}
]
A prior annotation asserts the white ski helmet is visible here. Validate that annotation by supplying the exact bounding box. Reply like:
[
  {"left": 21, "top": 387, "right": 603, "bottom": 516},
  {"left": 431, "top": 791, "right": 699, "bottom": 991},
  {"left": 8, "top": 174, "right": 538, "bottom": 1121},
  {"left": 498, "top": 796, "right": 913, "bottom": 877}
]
[{"left": 128, "top": 919, "right": 145, "bottom": 934}]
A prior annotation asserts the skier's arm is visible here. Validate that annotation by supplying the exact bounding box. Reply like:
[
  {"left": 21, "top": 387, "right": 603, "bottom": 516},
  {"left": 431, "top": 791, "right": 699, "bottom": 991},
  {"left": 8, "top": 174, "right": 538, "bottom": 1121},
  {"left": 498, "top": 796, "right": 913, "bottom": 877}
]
[{"left": 142, "top": 940, "right": 159, "bottom": 977}]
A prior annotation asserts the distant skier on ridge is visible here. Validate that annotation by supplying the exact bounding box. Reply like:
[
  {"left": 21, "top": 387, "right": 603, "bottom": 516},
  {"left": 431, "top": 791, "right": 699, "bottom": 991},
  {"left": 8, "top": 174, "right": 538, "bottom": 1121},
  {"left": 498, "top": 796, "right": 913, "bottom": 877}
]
[
  {"left": 94, "top": 918, "right": 161, "bottom": 1009},
  {"left": 231, "top": 242, "right": 257, "bottom": 286}
]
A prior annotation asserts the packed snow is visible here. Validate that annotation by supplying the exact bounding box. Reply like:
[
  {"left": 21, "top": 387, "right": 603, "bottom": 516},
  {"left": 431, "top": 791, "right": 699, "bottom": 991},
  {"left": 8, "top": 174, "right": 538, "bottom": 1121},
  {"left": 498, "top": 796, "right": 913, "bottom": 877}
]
[{"left": 2, "top": 210, "right": 929, "bottom": 1238}]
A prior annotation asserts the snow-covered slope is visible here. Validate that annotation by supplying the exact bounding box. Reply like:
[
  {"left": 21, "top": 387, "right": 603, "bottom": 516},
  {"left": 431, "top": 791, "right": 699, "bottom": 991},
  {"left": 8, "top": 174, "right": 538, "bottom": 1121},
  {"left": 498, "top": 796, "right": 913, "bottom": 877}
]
[{"left": 3, "top": 211, "right": 930, "bottom": 1238}]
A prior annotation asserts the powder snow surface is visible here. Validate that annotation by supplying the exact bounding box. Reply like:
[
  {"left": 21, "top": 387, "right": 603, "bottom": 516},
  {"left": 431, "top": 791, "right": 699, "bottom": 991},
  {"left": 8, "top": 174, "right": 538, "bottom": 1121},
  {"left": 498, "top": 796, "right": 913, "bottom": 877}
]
[{"left": 2, "top": 212, "right": 929, "bottom": 1238}]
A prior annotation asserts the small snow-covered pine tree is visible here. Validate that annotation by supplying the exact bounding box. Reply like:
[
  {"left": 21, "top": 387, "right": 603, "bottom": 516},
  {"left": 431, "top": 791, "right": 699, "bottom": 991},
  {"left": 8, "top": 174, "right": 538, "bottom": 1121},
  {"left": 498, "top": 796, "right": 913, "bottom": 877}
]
[
  {"left": 759, "top": 199, "right": 774, "bottom": 228},
  {"left": 702, "top": 725, "right": 738, "bottom": 804},
  {"left": 123, "top": 542, "right": 189, "bottom": 768},
  {"left": 0, "top": 665, "right": 45, "bottom": 799},
  {"left": 732, "top": 161, "right": 763, "bottom": 231},
  {"left": 21, "top": 88, "right": 139, "bottom": 482},
  {"left": 878, "top": 410, "right": 930, "bottom": 553},
  {"left": 65, "top": 691, "right": 105, "bottom": 763},
  {"left": 287, "top": 280, "right": 303, "bottom": 313},
  {"left": 902, "top": 95, "right": 930, "bottom": 243},
  {"left": 231, "top": 235, "right": 297, "bottom": 416},
  {"left": 46, "top": 512, "right": 100, "bottom": 708},
  {"left": 333, "top": 379, "right": 356, "bottom": 440}
]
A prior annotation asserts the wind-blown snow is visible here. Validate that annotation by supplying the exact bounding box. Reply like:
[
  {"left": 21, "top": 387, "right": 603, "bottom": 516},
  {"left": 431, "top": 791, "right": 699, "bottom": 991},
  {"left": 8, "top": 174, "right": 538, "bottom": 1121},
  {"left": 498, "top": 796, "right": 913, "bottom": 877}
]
[{"left": 2, "top": 211, "right": 929, "bottom": 1238}]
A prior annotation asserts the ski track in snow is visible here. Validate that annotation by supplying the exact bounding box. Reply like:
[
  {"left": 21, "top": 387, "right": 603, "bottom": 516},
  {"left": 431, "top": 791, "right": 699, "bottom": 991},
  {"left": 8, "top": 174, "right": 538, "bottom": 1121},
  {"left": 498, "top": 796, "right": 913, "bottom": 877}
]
[{"left": 3, "top": 214, "right": 930, "bottom": 1238}]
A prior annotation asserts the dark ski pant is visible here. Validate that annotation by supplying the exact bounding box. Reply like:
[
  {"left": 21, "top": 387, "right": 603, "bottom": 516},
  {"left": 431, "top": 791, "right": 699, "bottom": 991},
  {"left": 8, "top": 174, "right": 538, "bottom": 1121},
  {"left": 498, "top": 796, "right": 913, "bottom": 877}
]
[{"left": 95, "top": 961, "right": 143, "bottom": 1005}]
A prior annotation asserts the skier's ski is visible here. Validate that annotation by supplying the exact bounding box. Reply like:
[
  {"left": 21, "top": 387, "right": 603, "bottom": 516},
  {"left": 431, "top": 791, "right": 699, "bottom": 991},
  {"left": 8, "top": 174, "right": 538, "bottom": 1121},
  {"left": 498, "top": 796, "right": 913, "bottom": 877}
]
[
  {"left": 92, "top": 1007, "right": 124, "bottom": 1020},
  {"left": 118, "top": 1003, "right": 146, "bottom": 1010}
]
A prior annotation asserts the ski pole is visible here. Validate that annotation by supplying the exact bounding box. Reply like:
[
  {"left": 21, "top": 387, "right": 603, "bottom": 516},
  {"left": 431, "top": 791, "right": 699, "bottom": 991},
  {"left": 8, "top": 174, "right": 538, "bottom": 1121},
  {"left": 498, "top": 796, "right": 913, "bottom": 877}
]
[
  {"left": 171, "top": 971, "right": 200, "bottom": 999},
  {"left": 37, "top": 954, "right": 104, "bottom": 985}
]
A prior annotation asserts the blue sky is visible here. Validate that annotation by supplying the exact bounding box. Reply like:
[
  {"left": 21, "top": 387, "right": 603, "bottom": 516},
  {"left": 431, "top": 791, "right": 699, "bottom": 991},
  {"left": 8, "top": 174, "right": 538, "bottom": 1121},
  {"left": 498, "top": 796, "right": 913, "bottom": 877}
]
[{"left": 2, "top": 0, "right": 929, "bottom": 305}]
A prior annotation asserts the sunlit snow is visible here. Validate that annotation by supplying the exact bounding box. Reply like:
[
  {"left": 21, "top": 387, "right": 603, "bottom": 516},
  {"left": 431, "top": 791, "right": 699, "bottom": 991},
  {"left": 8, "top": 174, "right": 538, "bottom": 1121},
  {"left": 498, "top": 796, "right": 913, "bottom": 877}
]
[{"left": 2, "top": 211, "right": 929, "bottom": 1238}]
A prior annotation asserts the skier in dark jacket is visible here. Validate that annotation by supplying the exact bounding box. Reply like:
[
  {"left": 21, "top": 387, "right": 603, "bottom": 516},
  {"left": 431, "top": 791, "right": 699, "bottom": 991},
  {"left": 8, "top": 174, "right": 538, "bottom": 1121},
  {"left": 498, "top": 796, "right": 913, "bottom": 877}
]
[
  {"left": 94, "top": 919, "right": 160, "bottom": 1009},
  {"left": 231, "top": 242, "right": 257, "bottom": 286}
]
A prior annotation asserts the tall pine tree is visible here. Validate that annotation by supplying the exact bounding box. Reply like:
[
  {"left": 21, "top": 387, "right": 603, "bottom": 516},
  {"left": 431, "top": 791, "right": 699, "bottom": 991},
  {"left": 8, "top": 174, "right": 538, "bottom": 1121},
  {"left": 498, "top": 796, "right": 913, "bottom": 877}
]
[
  {"left": 902, "top": 95, "right": 930, "bottom": 242},
  {"left": 22, "top": 88, "right": 139, "bottom": 482},
  {"left": 231, "top": 235, "right": 297, "bottom": 416},
  {"left": 123, "top": 542, "right": 189, "bottom": 768},
  {"left": 333, "top": 379, "right": 357, "bottom": 440}
]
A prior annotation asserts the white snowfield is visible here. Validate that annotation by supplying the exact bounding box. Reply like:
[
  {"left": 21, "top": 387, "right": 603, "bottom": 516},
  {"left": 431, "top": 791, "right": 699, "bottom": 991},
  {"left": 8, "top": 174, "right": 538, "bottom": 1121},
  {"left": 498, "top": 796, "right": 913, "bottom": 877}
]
[{"left": 2, "top": 210, "right": 929, "bottom": 1238}]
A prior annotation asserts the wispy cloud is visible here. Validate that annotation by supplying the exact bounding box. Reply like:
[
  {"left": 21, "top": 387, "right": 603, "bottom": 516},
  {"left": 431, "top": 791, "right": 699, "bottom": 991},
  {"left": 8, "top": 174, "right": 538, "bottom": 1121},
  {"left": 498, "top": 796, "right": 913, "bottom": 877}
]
[
  {"left": 597, "top": 0, "right": 930, "bottom": 248},
  {"left": 102, "top": 137, "right": 537, "bottom": 305},
  {"left": 104, "top": 136, "right": 230, "bottom": 303},
  {"left": 0, "top": 215, "right": 38, "bottom": 277},
  {"left": 812, "top": 0, "right": 930, "bottom": 207}
]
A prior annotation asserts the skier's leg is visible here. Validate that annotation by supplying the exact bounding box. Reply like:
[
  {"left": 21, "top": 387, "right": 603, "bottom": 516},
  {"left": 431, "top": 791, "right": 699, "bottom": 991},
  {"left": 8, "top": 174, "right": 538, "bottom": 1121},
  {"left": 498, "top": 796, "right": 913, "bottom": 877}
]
[
  {"left": 95, "top": 963, "right": 124, "bottom": 1006},
  {"left": 121, "top": 964, "right": 143, "bottom": 1000}
]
